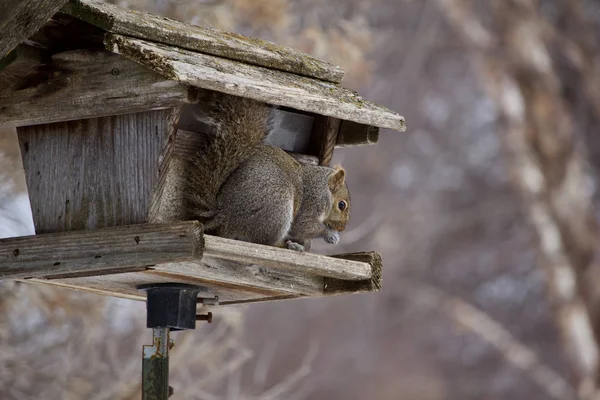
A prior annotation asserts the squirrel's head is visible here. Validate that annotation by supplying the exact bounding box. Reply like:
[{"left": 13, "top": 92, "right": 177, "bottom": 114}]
[{"left": 325, "top": 165, "right": 350, "bottom": 232}]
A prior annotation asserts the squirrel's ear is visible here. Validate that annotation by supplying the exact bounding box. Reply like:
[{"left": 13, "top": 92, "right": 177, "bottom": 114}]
[{"left": 329, "top": 166, "right": 346, "bottom": 189}]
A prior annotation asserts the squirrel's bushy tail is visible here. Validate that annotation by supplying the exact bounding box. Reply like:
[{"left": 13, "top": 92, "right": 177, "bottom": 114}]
[{"left": 186, "top": 91, "right": 272, "bottom": 224}]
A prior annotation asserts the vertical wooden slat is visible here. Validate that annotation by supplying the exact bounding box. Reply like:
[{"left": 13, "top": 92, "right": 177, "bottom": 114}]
[
  {"left": 18, "top": 109, "right": 176, "bottom": 233},
  {"left": 309, "top": 115, "right": 342, "bottom": 166}
]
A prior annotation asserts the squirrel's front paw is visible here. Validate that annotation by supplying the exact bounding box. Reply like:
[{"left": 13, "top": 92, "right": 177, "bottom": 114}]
[
  {"left": 324, "top": 230, "right": 340, "bottom": 244},
  {"left": 285, "top": 240, "right": 306, "bottom": 252}
]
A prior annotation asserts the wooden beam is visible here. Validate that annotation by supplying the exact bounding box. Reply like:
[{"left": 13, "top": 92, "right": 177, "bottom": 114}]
[
  {"left": 336, "top": 121, "right": 380, "bottom": 148},
  {"left": 0, "top": 0, "right": 68, "bottom": 59},
  {"left": 0, "top": 50, "right": 191, "bottom": 127},
  {"left": 0, "top": 221, "right": 203, "bottom": 279},
  {"left": 23, "top": 272, "right": 271, "bottom": 304},
  {"left": 203, "top": 235, "right": 372, "bottom": 281},
  {"left": 104, "top": 34, "right": 406, "bottom": 131},
  {"left": 63, "top": 0, "right": 344, "bottom": 83},
  {"left": 18, "top": 108, "right": 175, "bottom": 233}
]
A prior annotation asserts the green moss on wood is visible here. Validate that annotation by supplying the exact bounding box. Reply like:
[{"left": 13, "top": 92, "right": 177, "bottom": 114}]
[
  {"left": 61, "top": 0, "right": 116, "bottom": 32},
  {"left": 104, "top": 34, "right": 177, "bottom": 81},
  {"left": 63, "top": 0, "right": 344, "bottom": 83}
]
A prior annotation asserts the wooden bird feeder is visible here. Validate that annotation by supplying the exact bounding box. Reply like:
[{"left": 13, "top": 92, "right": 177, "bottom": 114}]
[{"left": 0, "top": 0, "right": 405, "bottom": 310}]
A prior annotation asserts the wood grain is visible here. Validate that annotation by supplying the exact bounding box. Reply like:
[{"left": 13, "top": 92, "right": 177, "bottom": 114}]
[
  {"left": 336, "top": 121, "right": 380, "bottom": 148},
  {"left": 0, "top": 0, "right": 68, "bottom": 59},
  {"left": 105, "top": 34, "right": 406, "bottom": 131},
  {"left": 0, "top": 221, "right": 203, "bottom": 279},
  {"left": 24, "top": 271, "right": 269, "bottom": 304},
  {"left": 63, "top": 0, "right": 344, "bottom": 83},
  {"left": 152, "top": 258, "right": 324, "bottom": 296},
  {"left": 203, "top": 235, "right": 372, "bottom": 281},
  {"left": 148, "top": 128, "right": 199, "bottom": 223},
  {"left": 18, "top": 109, "right": 174, "bottom": 233},
  {"left": 310, "top": 115, "right": 341, "bottom": 166},
  {"left": 324, "top": 251, "right": 383, "bottom": 295},
  {"left": 0, "top": 45, "right": 44, "bottom": 93},
  {"left": 0, "top": 50, "right": 191, "bottom": 127}
]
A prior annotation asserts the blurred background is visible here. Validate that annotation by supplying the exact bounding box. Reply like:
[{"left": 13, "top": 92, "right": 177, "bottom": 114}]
[{"left": 2, "top": 0, "right": 600, "bottom": 399}]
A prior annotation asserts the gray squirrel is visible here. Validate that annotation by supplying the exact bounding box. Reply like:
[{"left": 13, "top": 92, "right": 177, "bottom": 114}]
[{"left": 187, "top": 91, "right": 350, "bottom": 252}]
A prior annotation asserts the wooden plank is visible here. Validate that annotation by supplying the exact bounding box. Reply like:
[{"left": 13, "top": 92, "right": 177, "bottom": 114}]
[
  {"left": 63, "top": 0, "right": 344, "bottom": 84},
  {"left": 18, "top": 109, "right": 175, "bottom": 233},
  {"left": 152, "top": 258, "right": 324, "bottom": 296},
  {"left": 22, "top": 252, "right": 324, "bottom": 303},
  {"left": 24, "top": 272, "right": 270, "bottom": 304},
  {"left": 104, "top": 34, "right": 406, "bottom": 131},
  {"left": 0, "top": 222, "right": 203, "bottom": 279},
  {"left": 0, "top": 0, "right": 68, "bottom": 59},
  {"left": 203, "top": 235, "right": 372, "bottom": 281},
  {"left": 336, "top": 121, "right": 380, "bottom": 148},
  {"left": 0, "top": 50, "right": 191, "bottom": 127},
  {"left": 324, "top": 252, "right": 382, "bottom": 295}
]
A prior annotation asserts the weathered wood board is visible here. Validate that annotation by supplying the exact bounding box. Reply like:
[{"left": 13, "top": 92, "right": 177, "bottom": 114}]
[
  {"left": 0, "top": 50, "right": 191, "bottom": 127},
  {"left": 0, "top": 222, "right": 381, "bottom": 306},
  {"left": 0, "top": 222, "right": 203, "bottom": 279},
  {"left": 0, "top": 0, "right": 69, "bottom": 59},
  {"left": 104, "top": 34, "right": 406, "bottom": 131},
  {"left": 203, "top": 235, "right": 371, "bottom": 281},
  {"left": 18, "top": 109, "right": 175, "bottom": 233},
  {"left": 62, "top": 0, "right": 344, "bottom": 83}
]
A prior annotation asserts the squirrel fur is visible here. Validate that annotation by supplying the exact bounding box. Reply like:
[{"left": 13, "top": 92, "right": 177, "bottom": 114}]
[{"left": 187, "top": 91, "right": 350, "bottom": 252}]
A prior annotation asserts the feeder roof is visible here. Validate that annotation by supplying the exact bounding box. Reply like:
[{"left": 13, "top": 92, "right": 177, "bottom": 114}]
[{"left": 1, "top": 0, "right": 405, "bottom": 131}]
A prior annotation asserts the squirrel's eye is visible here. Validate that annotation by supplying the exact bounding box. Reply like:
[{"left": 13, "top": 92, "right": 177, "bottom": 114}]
[{"left": 338, "top": 200, "right": 347, "bottom": 211}]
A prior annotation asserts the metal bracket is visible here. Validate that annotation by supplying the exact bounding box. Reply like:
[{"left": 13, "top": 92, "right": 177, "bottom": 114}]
[{"left": 138, "top": 283, "right": 218, "bottom": 400}]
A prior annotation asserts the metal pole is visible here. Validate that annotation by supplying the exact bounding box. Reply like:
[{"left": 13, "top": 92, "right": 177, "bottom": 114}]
[
  {"left": 142, "top": 327, "right": 171, "bottom": 400},
  {"left": 138, "top": 284, "right": 216, "bottom": 399}
]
